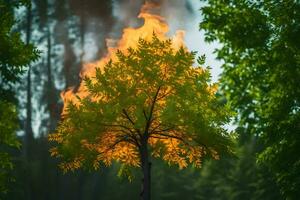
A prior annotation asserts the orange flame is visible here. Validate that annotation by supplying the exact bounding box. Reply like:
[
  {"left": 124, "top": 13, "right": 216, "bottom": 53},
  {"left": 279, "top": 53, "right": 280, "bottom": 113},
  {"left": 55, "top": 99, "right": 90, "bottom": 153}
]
[{"left": 61, "top": 2, "right": 186, "bottom": 114}]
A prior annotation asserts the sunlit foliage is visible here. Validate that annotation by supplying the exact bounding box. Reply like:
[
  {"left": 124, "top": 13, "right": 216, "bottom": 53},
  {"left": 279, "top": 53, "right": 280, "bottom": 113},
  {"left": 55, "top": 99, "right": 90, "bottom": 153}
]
[{"left": 49, "top": 35, "right": 232, "bottom": 175}]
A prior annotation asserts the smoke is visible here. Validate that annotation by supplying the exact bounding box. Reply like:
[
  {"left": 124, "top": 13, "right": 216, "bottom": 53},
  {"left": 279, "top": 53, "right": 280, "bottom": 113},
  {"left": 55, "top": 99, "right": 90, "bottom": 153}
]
[
  {"left": 159, "top": 0, "right": 195, "bottom": 32},
  {"left": 111, "top": 0, "right": 195, "bottom": 36}
]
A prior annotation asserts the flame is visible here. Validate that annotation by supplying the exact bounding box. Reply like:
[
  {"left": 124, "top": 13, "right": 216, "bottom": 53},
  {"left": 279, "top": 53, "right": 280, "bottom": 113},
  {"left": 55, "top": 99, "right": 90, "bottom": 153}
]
[{"left": 61, "top": 2, "right": 186, "bottom": 115}]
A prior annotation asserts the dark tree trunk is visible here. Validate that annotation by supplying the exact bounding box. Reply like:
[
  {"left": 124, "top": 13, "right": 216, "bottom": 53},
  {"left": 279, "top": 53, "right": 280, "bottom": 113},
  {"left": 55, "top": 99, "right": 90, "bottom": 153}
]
[
  {"left": 79, "top": 0, "right": 86, "bottom": 63},
  {"left": 24, "top": 3, "right": 34, "bottom": 200},
  {"left": 63, "top": 40, "right": 76, "bottom": 89},
  {"left": 46, "top": 28, "right": 57, "bottom": 132},
  {"left": 140, "top": 140, "right": 151, "bottom": 200},
  {"left": 139, "top": 85, "right": 160, "bottom": 200},
  {"left": 25, "top": 1, "right": 33, "bottom": 159}
]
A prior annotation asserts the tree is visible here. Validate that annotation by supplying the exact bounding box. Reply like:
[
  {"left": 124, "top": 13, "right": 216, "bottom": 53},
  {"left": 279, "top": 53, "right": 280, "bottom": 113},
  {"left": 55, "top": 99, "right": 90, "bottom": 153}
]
[
  {"left": 49, "top": 35, "right": 232, "bottom": 200},
  {"left": 194, "top": 132, "right": 282, "bottom": 200},
  {"left": 24, "top": 0, "right": 34, "bottom": 159},
  {"left": 0, "top": 101, "right": 20, "bottom": 195},
  {"left": 200, "top": 0, "right": 300, "bottom": 198},
  {"left": 0, "top": 0, "right": 38, "bottom": 194}
]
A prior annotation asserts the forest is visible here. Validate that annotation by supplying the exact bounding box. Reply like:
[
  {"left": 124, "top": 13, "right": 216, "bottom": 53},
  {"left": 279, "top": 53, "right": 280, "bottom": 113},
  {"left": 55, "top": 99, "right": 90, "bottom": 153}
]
[{"left": 1, "top": 0, "right": 300, "bottom": 200}]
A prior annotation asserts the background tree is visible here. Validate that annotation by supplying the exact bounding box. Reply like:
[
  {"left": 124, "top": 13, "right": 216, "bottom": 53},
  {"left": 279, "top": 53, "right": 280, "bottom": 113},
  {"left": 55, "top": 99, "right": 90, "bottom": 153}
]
[
  {"left": 200, "top": 0, "right": 300, "bottom": 198},
  {"left": 194, "top": 131, "right": 282, "bottom": 200},
  {"left": 49, "top": 35, "right": 232, "bottom": 200},
  {"left": 0, "top": 0, "right": 38, "bottom": 195}
]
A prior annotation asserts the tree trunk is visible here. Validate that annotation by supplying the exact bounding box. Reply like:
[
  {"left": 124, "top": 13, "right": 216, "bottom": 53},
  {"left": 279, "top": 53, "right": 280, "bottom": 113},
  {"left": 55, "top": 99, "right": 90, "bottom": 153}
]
[
  {"left": 79, "top": 0, "right": 86, "bottom": 63},
  {"left": 140, "top": 141, "right": 151, "bottom": 200},
  {"left": 46, "top": 28, "right": 57, "bottom": 132},
  {"left": 24, "top": 3, "right": 34, "bottom": 200},
  {"left": 25, "top": 0, "right": 33, "bottom": 159}
]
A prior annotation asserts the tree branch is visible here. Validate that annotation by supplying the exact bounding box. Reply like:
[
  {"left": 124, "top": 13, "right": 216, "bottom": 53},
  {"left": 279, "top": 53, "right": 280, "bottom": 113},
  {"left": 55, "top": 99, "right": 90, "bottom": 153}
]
[
  {"left": 143, "top": 109, "right": 148, "bottom": 121},
  {"left": 121, "top": 109, "right": 142, "bottom": 138},
  {"left": 144, "top": 85, "right": 162, "bottom": 137},
  {"left": 122, "top": 109, "right": 135, "bottom": 126},
  {"left": 99, "top": 123, "right": 141, "bottom": 147},
  {"left": 152, "top": 132, "right": 187, "bottom": 144},
  {"left": 100, "top": 135, "right": 138, "bottom": 155},
  {"left": 157, "top": 88, "right": 174, "bottom": 101}
]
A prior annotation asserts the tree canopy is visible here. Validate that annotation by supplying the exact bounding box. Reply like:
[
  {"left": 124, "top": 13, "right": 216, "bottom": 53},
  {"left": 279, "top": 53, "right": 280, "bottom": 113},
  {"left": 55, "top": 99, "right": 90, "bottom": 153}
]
[
  {"left": 0, "top": 0, "right": 38, "bottom": 100},
  {"left": 49, "top": 35, "right": 232, "bottom": 199},
  {"left": 200, "top": 0, "right": 300, "bottom": 198},
  {"left": 0, "top": 0, "right": 38, "bottom": 194}
]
